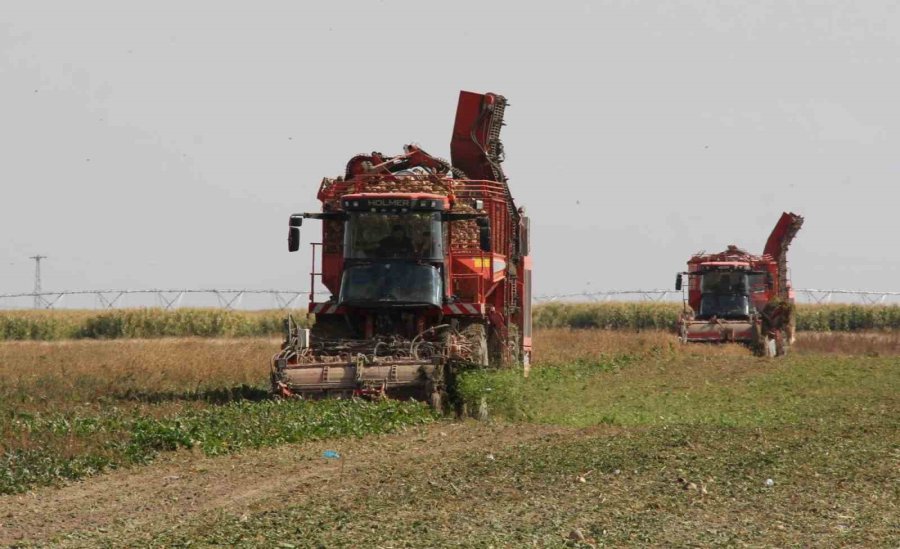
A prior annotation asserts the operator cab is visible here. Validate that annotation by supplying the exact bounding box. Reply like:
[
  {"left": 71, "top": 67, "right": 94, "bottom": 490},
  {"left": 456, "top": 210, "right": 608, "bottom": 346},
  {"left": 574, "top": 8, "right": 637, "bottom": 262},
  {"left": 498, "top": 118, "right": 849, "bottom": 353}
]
[
  {"left": 676, "top": 261, "right": 774, "bottom": 321},
  {"left": 339, "top": 194, "right": 448, "bottom": 308},
  {"left": 697, "top": 266, "right": 752, "bottom": 320}
]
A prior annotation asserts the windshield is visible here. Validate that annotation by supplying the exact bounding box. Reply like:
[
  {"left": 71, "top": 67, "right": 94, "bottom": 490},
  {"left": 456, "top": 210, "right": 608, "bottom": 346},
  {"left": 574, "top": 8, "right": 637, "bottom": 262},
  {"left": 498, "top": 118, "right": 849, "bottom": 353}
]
[
  {"left": 699, "top": 294, "right": 751, "bottom": 320},
  {"left": 339, "top": 263, "right": 442, "bottom": 307},
  {"left": 345, "top": 212, "right": 443, "bottom": 260},
  {"left": 748, "top": 273, "right": 767, "bottom": 294},
  {"left": 698, "top": 271, "right": 751, "bottom": 319},
  {"left": 700, "top": 271, "right": 749, "bottom": 295}
]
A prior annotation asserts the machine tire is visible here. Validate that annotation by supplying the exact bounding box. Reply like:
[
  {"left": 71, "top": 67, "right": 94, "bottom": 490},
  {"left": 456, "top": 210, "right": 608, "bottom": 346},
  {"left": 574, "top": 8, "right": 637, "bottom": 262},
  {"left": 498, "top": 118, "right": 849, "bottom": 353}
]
[
  {"left": 460, "top": 323, "right": 490, "bottom": 367},
  {"left": 477, "top": 396, "right": 489, "bottom": 421},
  {"left": 430, "top": 390, "right": 447, "bottom": 414},
  {"left": 786, "top": 314, "right": 797, "bottom": 345},
  {"left": 425, "top": 364, "right": 449, "bottom": 414},
  {"left": 454, "top": 400, "right": 468, "bottom": 418},
  {"left": 764, "top": 335, "right": 777, "bottom": 358},
  {"left": 775, "top": 331, "right": 788, "bottom": 357},
  {"left": 487, "top": 326, "right": 506, "bottom": 368},
  {"left": 506, "top": 324, "right": 521, "bottom": 366},
  {"left": 751, "top": 322, "right": 765, "bottom": 356}
]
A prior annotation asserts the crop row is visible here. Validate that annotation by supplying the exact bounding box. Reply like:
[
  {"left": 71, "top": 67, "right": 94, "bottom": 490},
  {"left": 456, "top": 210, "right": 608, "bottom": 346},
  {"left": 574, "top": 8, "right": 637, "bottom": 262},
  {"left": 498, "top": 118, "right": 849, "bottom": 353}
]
[
  {"left": 0, "top": 303, "right": 898, "bottom": 341},
  {"left": 0, "top": 398, "right": 434, "bottom": 494},
  {"left": 533, "top": 302, "right": 900, "bottom": 332},
  {"left": 0, "top": 308, "right": 309, "bottom": 340}
]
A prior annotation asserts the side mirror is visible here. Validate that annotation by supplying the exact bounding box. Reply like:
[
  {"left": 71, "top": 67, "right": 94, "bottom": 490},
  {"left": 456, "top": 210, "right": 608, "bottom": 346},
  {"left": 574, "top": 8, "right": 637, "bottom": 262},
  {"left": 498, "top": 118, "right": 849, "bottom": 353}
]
[
  {"left": 476, "top": 217, "right": 492, "bottom": 252},
  {"left": 288, "top": 227, "right": 300, "bottom": 252},
  {"left": 675, "top": 273, "right": 683, "bottom": 291},
  {"left": 288, "top": 214, "right": 303, "bottom": 252}
]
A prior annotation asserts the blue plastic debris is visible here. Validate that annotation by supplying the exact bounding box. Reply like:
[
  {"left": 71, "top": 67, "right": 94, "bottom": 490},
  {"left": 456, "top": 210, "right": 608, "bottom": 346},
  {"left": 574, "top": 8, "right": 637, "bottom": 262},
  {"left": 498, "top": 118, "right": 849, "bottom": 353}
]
[{"left": 323, "top": 450, "right": 341, "bottom": 460}]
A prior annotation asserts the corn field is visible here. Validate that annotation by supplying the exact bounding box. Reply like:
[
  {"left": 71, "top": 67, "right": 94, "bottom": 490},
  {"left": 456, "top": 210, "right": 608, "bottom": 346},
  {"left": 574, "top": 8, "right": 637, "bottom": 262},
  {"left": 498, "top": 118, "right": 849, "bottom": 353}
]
[
  {"left": 533, "top": 302, "right": 900, "bottom": 331},
  {"left": 0, "top": 303, "right": 898, "bottom": 341},
  {"left": 0, "top": 309, "right": 309, "bottom": 341},
  {"left": 534, "top": 302, "right": 682, "bottom": 330}
]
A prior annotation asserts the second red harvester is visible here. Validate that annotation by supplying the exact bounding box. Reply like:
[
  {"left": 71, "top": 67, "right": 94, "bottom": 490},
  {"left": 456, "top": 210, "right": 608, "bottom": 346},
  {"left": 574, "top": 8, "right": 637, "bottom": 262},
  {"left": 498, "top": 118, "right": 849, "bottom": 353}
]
[{"left": 675, "top": 212, "right": 804, "bottom": 356}]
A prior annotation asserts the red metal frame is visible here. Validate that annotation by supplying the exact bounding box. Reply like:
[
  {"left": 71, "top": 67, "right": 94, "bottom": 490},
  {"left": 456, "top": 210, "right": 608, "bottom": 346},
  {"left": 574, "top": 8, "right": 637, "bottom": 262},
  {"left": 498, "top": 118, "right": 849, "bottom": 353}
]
[
  {"left": 309, "top": 242, "right": 323, "bottom": 303},
  {"left": 301, "top": 90, "right": 529, "bottom": 365},
  {"left": 678, "top": 212, "right": 803, "bottom": 345},
  {"left": 312, "top": 181, "right": 507, "bottom": 313}
]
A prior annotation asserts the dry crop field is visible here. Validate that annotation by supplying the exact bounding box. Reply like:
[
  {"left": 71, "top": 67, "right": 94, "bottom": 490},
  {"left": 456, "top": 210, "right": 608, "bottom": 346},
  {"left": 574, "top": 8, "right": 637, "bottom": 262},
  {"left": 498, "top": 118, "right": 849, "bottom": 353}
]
[
  {"left": 3, "top": 303, "right": 900, "bottom": 341},
  {"left": 0, "top": 328, "right": 897, "bottom": 547}
]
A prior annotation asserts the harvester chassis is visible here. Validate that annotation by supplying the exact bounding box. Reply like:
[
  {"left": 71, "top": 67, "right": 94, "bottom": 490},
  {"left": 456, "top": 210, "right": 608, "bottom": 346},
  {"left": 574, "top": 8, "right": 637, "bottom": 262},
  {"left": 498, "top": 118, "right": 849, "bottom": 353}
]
[{"left": 271, "top": 315, "right": 493, "bottom": 412}]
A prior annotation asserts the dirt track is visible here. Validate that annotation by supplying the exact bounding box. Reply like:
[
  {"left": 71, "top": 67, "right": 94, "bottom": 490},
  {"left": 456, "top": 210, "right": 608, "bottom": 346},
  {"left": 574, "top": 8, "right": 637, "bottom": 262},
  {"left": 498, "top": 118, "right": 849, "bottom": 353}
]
[{"left": 0, "top": 422, "right": 562, "bottom": 547}]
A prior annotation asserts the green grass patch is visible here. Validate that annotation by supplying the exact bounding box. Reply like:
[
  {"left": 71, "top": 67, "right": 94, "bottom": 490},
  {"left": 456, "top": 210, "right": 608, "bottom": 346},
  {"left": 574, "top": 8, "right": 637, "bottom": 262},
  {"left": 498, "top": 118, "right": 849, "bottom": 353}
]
[
  {"left": 457, "top": 355, "right": 636, "bottom": 422},
  {"left": 0, "top": 398, "right": 435, "bottom": 495},
  {"left": 145, "top": 355, "right": 899, "bottom": 547},
  {"left": 458, "top": 350, "right": 898, "bottom": 429}
]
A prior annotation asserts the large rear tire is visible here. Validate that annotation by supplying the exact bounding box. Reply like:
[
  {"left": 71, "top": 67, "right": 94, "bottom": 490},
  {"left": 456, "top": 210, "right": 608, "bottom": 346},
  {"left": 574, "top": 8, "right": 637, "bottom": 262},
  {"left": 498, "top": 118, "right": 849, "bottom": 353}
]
[
  {"left": 455, "top": 400, "right": 468, "bottom": 419},
  {"left": 424, "top": 363, "right": 449, "bottom": 414},
  {"left": 775, "top": 331, "right": 788, "bottom": 357},
  {"left": 752, "top": 325, "right": 777, "bottom": 358},
  {"left": 430, "top": 390, "right": 446, "bottom": 414},
  {"left": 751, "top": 322, "right": 765, "bottom": 356},
  {"left": 764, "top": 335, "right": 777, "bottom": 357},
  {"left": 477, "top": 396, "right": 489, "bottom": 421},
  {"left": 460, "top": 322, "right": 489, "bottom": 368},
  {"left": 506, "top": 325, "right": 522, "bottom": 367}
]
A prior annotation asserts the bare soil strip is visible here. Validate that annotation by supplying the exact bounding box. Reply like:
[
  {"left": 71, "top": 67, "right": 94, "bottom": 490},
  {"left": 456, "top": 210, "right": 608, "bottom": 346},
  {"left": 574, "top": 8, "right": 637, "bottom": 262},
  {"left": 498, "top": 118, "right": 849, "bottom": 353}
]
[{"left": 0, "top": 421, "right": 562, "bottom": 546}]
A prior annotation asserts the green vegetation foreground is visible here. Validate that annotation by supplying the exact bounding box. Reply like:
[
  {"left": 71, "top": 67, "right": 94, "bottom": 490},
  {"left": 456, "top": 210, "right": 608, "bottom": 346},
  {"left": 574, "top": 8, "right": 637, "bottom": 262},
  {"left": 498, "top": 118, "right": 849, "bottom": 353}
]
[{"left": 0, "top": 330, "right": 897, "bottom": 546}]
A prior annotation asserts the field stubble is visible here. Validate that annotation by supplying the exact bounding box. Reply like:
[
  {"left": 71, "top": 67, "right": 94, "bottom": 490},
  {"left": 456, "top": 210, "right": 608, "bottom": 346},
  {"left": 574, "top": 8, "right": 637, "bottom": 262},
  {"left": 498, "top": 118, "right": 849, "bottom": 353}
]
[{"left": 0, "top": 329, "right": 897, "bottom": 546}]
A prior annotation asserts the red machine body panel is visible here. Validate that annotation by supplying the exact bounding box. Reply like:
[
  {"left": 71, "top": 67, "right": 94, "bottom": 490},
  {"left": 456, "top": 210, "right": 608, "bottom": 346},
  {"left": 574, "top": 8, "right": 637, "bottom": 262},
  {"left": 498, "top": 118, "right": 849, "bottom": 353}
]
[
  {"left": 274, "top": 91, "right": 531, "bottom": 404},
  {"left": 309, "top": 177, "right": 521, "bottom": 324},
  {"left": 451, "top": 91, "right": 508, "bottom": 182}
]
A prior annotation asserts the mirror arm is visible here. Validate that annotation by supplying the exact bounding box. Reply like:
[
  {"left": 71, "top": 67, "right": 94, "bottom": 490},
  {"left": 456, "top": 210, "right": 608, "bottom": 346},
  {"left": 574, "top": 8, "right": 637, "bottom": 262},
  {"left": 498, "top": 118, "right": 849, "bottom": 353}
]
[{"left": 300, "top": 212, "right": 347, "bottom": 221}]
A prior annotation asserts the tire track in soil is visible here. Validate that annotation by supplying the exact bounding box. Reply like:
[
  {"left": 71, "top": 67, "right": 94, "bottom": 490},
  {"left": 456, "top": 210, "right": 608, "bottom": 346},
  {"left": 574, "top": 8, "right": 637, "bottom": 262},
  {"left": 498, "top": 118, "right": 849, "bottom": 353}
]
[{"left": 0, "top": 422, "right": 565, "bottom": 546}]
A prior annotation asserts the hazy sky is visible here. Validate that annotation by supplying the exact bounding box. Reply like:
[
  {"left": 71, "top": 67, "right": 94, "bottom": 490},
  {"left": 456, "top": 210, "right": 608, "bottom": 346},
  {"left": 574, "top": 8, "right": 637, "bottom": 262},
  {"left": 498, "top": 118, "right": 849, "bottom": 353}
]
[{"left": 2, "top": 1, "right": 898, "bottom": 300}]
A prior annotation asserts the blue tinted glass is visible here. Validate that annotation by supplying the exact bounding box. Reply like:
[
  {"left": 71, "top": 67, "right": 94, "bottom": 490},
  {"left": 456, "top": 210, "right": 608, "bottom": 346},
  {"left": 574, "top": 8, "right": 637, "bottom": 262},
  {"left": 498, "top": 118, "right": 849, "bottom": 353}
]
[
  {"left": 339, "top": 263, "right": 442, "bottom": 307},
  {"left": 699, "top": 294, "right": 750, "bottom": 319},
  {"left": 345, "top": 212, "right": 443, "bottom": 260}
]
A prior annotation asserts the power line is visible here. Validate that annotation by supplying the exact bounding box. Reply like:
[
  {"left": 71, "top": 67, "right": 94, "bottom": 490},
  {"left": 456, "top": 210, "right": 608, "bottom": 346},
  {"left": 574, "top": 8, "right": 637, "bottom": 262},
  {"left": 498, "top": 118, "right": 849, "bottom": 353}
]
[
  {"left": 533, "top": 288, "right": 900, "bottom": 304},
  {"left": 0, "top": 288, "right": 330, "bottom": 310},
  {"left": 0, "top": 287, "right": 898, "bottom": 310}
]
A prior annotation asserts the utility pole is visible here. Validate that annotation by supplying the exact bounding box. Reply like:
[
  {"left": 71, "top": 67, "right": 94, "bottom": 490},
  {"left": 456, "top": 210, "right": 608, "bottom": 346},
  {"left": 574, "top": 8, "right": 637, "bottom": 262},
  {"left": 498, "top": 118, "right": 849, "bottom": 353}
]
[{"left": 29, "top": 255, "right": 47, "bottom": 309}]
